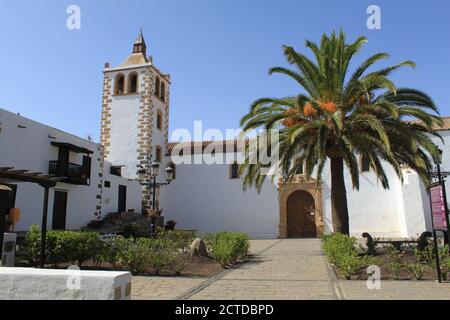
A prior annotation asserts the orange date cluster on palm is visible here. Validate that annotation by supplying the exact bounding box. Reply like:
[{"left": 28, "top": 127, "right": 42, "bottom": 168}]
[
  {"left": 303, "top": 101, "right": 338, "bottom": 117},
  {"left": 282, "top": 108, "right": 307, "bottom": 127}
]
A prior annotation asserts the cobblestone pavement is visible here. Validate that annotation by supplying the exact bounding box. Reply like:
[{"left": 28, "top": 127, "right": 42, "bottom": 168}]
[
  {"left": 187, "top": 239, "right": 336, "bottom": 300},
  {"left": 337, "top": 280, "right": 450, "bottom": 300},
  {"left": 132, "top": 239, "right": 450, "bottom": 300},
  {"left": 132, "top": 277, "right": 205, "bottom": 300}
]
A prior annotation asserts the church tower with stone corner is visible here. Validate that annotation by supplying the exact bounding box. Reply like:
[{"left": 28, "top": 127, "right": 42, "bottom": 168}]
[{"left": 100, "top": 30, "right": 170, "bottom": 210}]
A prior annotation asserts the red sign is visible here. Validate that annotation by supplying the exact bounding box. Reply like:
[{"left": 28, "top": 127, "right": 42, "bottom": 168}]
[{"left": 430, "top": 183, "right": 448, "bottom": 230}]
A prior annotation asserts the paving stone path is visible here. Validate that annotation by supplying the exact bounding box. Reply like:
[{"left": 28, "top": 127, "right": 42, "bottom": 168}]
[{"left": 132, "top": 239, "right": 450, "bottom": 300}]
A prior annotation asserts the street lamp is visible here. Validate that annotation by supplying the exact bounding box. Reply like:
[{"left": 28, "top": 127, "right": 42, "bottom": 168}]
[{"left": 138, "top": 161, "right": 174, "bottom": 237}]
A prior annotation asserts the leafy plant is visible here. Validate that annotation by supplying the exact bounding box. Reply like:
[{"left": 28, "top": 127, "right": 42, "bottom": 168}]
[
  {"left": 322, "top": 233, "right": 375, "bottom": 279},
  {"left": 157, "top": 229, "right": 197, "bottom": 253},
  {"left": 101, "top": 236, "right": 185, "bottom": 275},
  {"left": 20, "top": 225, "right": 104, "bottom": 267},
  {"left": 386, "top": 246, "right": 404, "bottom": 280},
  {"left": 438, "top": 245, "right": 450, "bottom": 281},
  {"left": 205, "top": 232, "right": 250, "bottom": 268},
  {"left": 20, "top": 225, "right": 41, "bottom": 267},
  {"left": 406, "top": 263, "right": 425, "bottom": 280},
  {"left": 415, "top": 243, "right": 435, "bottom": 265},
  {"left": 338, "top": 253, "right": 366, "bottom": 280}
]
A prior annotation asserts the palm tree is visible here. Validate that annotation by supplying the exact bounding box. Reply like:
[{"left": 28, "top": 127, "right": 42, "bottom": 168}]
[{"left": 239, "top": 30, "right": 442, "bottom": 235}]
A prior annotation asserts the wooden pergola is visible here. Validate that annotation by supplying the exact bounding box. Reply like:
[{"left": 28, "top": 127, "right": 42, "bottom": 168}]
[{"left": 0, "top": 167, "right": 62, "bottom": 268}]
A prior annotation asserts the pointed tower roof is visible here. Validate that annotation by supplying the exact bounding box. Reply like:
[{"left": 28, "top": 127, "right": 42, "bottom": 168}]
[
  {"left": 134, "top": 29, "right": 146, "bottom": 46},
  {"left": 119, "top": 30, "right": 149, "bottom": 67}
]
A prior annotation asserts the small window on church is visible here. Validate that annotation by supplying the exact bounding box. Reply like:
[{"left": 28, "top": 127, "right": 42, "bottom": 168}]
[
  {"left": 129, "top": 73, "right": 138, "bottom": 93},
  {"left": 155, "top": 76, "right": 160, "bottom": 97},
  {"left": 114, "top": 74, "right": 125, "bottom": 95},
  {"left": 157, "top": 110, "right": 163, "bottom": 130},
  {"left": 161, "top": 82, "right": 166, "bottom": 102},
  {"left": 361, "top": 155, "right": 371, "bottom": 172},
  {"left": 155, "top": 146, "right": 162, "bottom": 163},
  {"left": 230, "top": 162, "right": 239, "bottom": 179}
]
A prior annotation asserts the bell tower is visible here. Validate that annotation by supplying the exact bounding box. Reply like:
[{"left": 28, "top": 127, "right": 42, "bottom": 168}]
[{"left": 100, "top": 30, "right": 170, "bottom": 210}]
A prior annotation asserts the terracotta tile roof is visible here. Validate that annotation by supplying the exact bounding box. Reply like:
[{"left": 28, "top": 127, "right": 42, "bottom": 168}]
[
  {"left": 433, "top": 117, "right": 450, "bottom": 131},
  {"left": 410, "top": 116, "right": 450, "bottom": 131}
]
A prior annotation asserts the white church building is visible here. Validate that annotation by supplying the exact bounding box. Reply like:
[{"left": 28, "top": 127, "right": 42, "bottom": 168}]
[
  {"left": 1, "top": 32, "right": 449, "bottom": 239},
  {"left": 100, "top": 32, "right": 450, "bottom": 239}
]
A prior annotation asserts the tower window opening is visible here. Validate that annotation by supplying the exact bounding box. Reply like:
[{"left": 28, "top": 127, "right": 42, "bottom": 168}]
[
  {"left": 155, "top": 76, "right": 160, "bottom": 97},
  {"left": 129, "top": 73, "right": 138, "bottom": 93},
  {"left": 155, "top": 146, "right": 162, "bottom": 163},
  {"left": 115, "top": 74, "right": 125, "bottom": 95},
  {"left": 161, "top": 82, "right": 166, "bottom": 102},
  {"left": 157, "top": 110, "right": 163, "bottom": 130}
]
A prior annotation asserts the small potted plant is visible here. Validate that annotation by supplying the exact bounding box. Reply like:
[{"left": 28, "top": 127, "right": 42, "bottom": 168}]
[
  {"left": 165, "top": 220, "right": 177, "bottom": 231},
  {"left": 146, "top": 208, "right": 163, "bottom": 218}
]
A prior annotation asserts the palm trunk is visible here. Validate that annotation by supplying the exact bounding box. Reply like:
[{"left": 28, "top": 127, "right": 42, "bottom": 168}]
[{"left": 330, "top": 157, "right": 350, "bottom": 235}]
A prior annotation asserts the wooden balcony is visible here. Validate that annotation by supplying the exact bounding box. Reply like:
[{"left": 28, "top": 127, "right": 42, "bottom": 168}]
[{"left": 48, "top": 161, "right": 89, "bottom": 185}]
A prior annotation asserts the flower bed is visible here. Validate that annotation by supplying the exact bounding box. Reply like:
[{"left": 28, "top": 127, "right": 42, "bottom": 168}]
[
  {"left": 17, "top": 226, "right": 250, "bottom": 276},
  {"left": 322, "top": 233, "right": 450, "bottom": 281}
]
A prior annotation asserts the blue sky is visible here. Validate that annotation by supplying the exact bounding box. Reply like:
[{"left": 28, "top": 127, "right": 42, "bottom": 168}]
[{"left": 0, "top": 0, "right": 449, "bottom": 141}]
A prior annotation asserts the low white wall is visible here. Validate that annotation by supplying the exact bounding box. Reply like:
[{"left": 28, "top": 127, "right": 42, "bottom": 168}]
[{"left": 0, "top": 268, "right": 131, "bottom": 300}]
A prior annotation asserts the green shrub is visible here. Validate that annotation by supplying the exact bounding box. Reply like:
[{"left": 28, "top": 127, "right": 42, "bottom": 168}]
[
  {"left": 406, "top": 263, "right": 425, "bottom": 280},
  {"left": 20, "top": 225, "right": 103, "bottom": 267},
  {"left": 386, "top": 246, "right": 404, "bottom": 280},
  {"left": 146, "top": 239, "right": 179, "bottom": 275},
  {"left": 20, "top": 225, "right": 41, "bottom": 267},
  {"left": 439, "top": 245, "right": 450, "bottom": 281},
  {"left": 415, "top": 244, "right": 450, "bottom": 280},
  {"left": 205, "top": 232, "right": 250, "bottom": 268},
  {"left": 415, "top": 243, "right": 435, "bottom": 265},
  {"left": 102, "top": 236, "right": 185, "bottom": 275},
  {"left": 114, "top": 237, "right": 153, "bottom": 274},
  {"left": 338, "top": 253, "right": 366, "bottom": 280},
  {"left": 322, "top": 233, "right": 373, "bottom": 279},
  {"left": 157, "top": 229, "right": 197, "bottom": 253},
  {"left": 322, "top": 233, "right": 359, "bottom": 265}
]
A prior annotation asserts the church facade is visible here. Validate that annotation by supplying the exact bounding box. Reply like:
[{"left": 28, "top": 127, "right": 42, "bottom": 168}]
[{"left": 101, "top": 32, "right": 450, "bottom": 239}]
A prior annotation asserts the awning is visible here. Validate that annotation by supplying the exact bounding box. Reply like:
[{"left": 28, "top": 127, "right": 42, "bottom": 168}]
[
  {"left": 0, "top": 167, "right": 63, "bottom": 268},
  {"left": 51, "top": 142, "right": 94, "bottom": 154},
  {"left": 0, "top": 167, "right": 61, "bottom": 187}
]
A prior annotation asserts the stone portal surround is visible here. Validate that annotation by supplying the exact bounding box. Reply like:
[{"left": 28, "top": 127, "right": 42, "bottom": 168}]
[{"left": 278, "top": 176, "right": 325, "bottom": 238}]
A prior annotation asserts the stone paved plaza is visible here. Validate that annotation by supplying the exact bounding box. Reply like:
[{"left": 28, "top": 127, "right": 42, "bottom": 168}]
[{"left": 132, "top": 239, "right": 450, "bottom": 300}]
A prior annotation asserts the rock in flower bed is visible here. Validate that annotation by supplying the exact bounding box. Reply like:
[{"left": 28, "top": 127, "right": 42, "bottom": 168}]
[
  {"left": 322, "top": 233, "right": 450, "bottom": 281},
  {"left": 17, "top": 226, "right": 250, "bottom": 277}
]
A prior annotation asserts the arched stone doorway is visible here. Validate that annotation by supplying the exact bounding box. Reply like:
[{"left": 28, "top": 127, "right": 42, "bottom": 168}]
[
  {"left": 278, "top": 176, "right": 324, "bottom": 238},
  {"left": 287, "top": 191, "right": 316, "bottom": 238}
]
